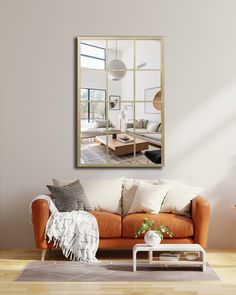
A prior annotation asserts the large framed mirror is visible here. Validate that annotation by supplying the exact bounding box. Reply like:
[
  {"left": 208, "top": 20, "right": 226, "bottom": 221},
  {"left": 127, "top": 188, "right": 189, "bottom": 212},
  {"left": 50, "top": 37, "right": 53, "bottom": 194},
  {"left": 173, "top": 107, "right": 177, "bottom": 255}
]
[{"left": 77, "top": 36, "right": 164, "bottom": 167}]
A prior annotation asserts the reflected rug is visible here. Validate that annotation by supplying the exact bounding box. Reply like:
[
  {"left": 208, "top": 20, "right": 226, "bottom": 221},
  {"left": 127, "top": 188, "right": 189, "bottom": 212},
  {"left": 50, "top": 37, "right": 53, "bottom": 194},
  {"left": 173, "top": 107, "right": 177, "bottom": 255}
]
[{"left": 15, "top": 261, "right": 221, "bottom": 282}]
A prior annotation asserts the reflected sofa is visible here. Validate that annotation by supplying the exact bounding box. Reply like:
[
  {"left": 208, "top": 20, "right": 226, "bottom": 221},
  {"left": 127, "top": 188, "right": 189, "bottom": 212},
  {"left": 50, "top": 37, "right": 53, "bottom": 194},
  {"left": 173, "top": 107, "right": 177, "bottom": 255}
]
[
  {"left": 126, "top": 120, "right": 162, "bottom": 147},
  {"left": 81, "top": 119, "right": 120, "bottom": 141}
]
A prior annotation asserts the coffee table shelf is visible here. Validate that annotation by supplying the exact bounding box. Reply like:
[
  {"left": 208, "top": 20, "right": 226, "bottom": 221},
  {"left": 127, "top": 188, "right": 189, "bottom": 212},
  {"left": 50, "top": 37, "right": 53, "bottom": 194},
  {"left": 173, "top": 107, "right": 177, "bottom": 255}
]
[{"left": 133, "top": 244, "right": 207, "bottom": 272}]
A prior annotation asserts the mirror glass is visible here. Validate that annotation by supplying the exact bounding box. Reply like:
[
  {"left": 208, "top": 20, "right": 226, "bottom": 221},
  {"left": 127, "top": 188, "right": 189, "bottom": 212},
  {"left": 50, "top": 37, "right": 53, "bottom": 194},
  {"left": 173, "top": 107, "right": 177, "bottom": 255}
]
[{"left": 78, "top": 37, "right": 164, "bottom": 167}]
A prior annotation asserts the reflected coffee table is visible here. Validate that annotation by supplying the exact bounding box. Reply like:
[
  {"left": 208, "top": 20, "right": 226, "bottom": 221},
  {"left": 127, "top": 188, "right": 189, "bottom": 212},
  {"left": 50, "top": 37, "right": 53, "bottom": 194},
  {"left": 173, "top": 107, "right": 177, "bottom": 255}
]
[
  {"left": 133, "top": 244, "right": 207, "bottom": 272},
  {"left": 96, "top": 134, "right": 149, "bottom": 156}
]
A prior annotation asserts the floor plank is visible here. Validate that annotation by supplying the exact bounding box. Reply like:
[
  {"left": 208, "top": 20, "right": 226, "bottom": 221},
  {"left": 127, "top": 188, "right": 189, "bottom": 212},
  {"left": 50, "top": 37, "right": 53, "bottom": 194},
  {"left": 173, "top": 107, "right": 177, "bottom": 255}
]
[{"left": 0, "top": 249, "right": 236, "bottom": 294}]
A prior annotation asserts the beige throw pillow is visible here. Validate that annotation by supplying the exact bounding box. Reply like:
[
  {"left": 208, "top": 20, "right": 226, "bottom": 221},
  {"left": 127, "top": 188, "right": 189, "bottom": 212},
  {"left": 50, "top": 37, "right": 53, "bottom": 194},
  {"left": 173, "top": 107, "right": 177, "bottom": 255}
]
[
  {"left": 134, "top": 119, "right": 143, "bottom": 129},
  {"left": 52, "top": 178, "right": 74, "bottom": 187},
  {"left": 159, "top": 182, "right": 203, "bottom": 215},
  {"left": 128, "top": 181, "right": 169, "bottom": 214},
  {"left": 81, "top": 178, "right": 123, "bottom": 215},
  {"left": 122, "top": 178, "right": 160, "bottom": 215},
  {"left": 159, "top": 178, "right": 191, "bottom": 185}
]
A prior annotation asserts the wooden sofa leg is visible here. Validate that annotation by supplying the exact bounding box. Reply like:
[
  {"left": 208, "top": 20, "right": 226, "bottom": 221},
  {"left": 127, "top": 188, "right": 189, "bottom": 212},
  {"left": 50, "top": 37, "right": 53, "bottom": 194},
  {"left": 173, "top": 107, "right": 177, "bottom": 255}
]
[{"left": 41, "top": 249, "right": 47, "bottom": 261}]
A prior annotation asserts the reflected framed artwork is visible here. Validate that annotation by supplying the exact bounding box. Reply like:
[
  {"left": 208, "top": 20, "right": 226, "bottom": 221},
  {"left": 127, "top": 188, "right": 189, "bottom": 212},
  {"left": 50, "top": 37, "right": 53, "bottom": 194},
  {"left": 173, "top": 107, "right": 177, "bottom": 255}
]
[
  {"left": 77, "top": 36, "right": 164, "bottom": 167},
  {"left": 144, "top": 87, "right": 162, "bottom": 114},
  {"left": 109, "top": 95, "right": 120, "bottom": 110}
]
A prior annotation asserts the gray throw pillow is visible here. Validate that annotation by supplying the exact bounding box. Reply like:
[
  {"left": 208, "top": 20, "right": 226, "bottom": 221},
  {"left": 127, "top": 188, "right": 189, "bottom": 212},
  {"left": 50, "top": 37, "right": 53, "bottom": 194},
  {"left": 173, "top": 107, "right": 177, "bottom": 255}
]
[
  {"left": 142, "top": 119, "right": 149, "bottom": 128},
  {"left": 47, "top": 180, "right": 91, "bottom": 212}
]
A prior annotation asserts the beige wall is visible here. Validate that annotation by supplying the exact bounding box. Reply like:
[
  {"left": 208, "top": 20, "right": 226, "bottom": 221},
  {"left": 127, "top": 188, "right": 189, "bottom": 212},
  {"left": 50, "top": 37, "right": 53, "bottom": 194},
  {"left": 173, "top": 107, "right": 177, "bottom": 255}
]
[{"left": 0, "top": 0, "right": 236, "bottom": 248}]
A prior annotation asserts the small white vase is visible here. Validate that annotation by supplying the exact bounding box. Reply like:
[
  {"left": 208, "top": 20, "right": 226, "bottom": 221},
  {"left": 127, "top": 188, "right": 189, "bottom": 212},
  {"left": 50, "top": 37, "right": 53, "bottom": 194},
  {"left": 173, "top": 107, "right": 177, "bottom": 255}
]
[{"left": 144, "top": 230, "right": 161, "bottom": 247}]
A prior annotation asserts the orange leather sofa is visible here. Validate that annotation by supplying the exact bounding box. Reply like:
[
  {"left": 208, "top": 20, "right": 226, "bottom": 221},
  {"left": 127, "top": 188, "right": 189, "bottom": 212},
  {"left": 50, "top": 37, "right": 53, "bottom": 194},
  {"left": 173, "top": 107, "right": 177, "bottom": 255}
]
[{"left": 32, "top": 196, "right": 210, "bottom": 261}]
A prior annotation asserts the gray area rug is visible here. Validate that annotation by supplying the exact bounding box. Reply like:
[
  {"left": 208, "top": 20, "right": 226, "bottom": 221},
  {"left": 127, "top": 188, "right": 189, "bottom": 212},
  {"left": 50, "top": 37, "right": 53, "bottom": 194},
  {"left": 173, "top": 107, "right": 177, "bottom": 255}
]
[{"left": 15, "top": 261, "right": 221, "bottom": 282}]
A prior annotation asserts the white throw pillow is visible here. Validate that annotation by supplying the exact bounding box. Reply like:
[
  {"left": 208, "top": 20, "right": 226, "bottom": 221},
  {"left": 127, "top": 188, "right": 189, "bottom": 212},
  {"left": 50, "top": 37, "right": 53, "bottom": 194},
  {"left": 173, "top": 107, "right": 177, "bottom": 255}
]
[
  {"left": 128, "top": 181, "right": 169, "bottom": 214},
  {"left": 159, "top": 182, "right": 203, "bottom": 215},
  {"left": 122, "top": 178, "right": 160, "bottom": 215},
  {"left": 146, "top": 121, "right": 159, "bottom": 132},
  {"left": 52, "top": 177, "right": 124, "bottom": 215},
  {"left": 80, "top": 178, "right": 123, "bottom": 215}
]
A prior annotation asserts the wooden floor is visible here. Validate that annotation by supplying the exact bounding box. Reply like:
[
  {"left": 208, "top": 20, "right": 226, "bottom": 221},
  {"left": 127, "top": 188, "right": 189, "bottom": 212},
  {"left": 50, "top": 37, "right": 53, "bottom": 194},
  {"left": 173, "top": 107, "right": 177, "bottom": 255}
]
[{"left": 0, "top": 249, "right": 236, "bottom": 295}]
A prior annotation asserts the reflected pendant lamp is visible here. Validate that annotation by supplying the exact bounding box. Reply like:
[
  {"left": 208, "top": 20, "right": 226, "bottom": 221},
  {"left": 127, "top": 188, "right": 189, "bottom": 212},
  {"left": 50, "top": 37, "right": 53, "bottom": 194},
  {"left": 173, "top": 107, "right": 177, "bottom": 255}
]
[{"left": 108, "top": 40, "right": 127, "bottom": 81}]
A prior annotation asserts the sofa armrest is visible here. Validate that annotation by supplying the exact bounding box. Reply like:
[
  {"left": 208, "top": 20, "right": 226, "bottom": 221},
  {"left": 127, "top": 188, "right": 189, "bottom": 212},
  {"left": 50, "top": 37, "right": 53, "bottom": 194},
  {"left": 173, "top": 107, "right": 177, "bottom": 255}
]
[
  {"left": 191, "top": 196, "right": 210, "bottom": 248},
  {"left": 32, "top": 199, "right": 51, "bottom": 249}
]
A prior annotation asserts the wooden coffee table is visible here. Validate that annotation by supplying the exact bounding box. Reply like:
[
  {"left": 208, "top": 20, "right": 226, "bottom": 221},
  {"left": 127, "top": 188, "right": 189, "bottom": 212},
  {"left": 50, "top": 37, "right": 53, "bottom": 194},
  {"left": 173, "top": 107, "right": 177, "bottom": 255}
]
[{"left": 96, "top": 134, "right": 149, "bottom": 156}]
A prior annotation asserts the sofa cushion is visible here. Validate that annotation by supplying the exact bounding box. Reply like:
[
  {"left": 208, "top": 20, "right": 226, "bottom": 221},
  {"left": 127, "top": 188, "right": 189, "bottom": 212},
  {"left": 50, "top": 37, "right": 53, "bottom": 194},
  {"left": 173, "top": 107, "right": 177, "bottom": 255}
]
[
  {"left": 91, "top": 211, "right": 122, "bottom": 238},
  {"left": 122, "top": 213, "right": 194, "bottom": 238}
]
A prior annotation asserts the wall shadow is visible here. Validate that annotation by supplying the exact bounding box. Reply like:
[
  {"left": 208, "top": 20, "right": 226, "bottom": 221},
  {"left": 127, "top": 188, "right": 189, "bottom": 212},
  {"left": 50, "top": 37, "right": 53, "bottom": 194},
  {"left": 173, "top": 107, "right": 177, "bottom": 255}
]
[{"left": 206, "top": 156, "right": 236, "bottom": 248}]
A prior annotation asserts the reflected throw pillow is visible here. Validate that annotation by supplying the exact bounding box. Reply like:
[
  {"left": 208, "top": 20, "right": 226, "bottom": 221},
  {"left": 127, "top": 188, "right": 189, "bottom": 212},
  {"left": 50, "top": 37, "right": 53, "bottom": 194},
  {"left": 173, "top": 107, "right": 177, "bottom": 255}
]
[
  {"left": 146, "top": 122, "right": 159, "bottom": 132},
  {"left": 134, "top": 119, "right": 143, "bottom": 129}
]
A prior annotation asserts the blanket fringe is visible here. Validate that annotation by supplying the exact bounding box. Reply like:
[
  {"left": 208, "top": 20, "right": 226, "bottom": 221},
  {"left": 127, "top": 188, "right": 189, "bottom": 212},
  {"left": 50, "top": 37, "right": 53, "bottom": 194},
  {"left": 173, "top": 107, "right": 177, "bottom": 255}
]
[{"left": 48, "top": 237, "right": 98, "bottom": 262}]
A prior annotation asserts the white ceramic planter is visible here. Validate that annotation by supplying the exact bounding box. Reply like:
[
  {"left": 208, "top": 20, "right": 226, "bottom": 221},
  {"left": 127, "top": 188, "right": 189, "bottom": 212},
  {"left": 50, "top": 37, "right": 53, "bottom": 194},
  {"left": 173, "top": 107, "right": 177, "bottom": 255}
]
[{"left": 144, "top": 230, "right": 161, "bottom": 247}]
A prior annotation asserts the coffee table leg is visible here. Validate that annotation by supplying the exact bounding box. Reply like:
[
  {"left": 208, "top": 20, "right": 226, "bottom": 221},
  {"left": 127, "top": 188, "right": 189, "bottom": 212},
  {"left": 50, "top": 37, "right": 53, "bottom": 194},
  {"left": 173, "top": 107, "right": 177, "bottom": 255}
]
[
  {"left": 133, "top": 249, "right": 137, "bottom": 272},
  {"left": 149, "top": 250, "right": 153, "bottom": 264}
]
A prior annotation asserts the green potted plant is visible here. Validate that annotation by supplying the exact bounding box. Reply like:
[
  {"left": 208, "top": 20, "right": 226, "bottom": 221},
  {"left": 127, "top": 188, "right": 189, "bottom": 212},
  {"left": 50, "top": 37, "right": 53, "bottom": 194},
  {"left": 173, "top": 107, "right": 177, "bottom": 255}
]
[{"left": 135, "top": 217, "right": 173, "bottom": 246}]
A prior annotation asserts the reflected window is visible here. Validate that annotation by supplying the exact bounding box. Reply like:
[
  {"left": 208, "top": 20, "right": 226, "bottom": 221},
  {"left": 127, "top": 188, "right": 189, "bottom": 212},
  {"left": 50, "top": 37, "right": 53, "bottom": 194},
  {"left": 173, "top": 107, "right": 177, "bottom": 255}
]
[
  {"left": 81, "top": 43, "right": 106, "bottom": 69},
  {"left": 80, "top": 88, "right": 106, "bottom": 124}
]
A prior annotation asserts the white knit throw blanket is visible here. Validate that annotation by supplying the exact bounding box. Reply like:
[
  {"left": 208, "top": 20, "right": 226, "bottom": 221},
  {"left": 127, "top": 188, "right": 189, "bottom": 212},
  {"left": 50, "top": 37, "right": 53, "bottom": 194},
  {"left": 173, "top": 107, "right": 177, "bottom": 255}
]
[{"left": 30, "top": 195, "right": 99, "bottom": 262}]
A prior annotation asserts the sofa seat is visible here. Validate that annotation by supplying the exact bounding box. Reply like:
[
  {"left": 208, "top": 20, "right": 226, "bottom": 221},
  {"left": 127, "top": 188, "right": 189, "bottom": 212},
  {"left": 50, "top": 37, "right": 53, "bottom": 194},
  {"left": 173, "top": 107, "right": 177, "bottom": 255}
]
[
  {"left": 81, "top": 127, "right": 120, "bottom": 139},
  {"left": 91, "top": 211, "right": 122, "bottom": 238},
  {"left": 122, "top": 213, "right": 194, "bottom": 238},
  {"left": 98, "top": 237, "right": 194, "bottom": 249},
  {"left": 142, "top": 133, "right": 161, "bottom": 141},
  {"left": 126, "top": 128, "right": 148, "bottom": 133}
]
